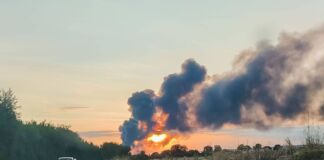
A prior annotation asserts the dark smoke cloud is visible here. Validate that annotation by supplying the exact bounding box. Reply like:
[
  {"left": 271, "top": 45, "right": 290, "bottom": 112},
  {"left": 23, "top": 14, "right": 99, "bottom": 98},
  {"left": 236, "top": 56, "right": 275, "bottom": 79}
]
[
  {"left": 128, "top": 90, "right": 155, "bottom": 124},
  {"left": 119, "top": 90, "right": 155, "bottom": 146},
  {"left": 119, "top": 59, "right": 206, "bottom": 146},
  {"left": 119, "top": 26, "right": 324, "bottom": 146},
  {"left": 157, "top": 59, "right": 206, "bottom": 131},
  {"left": 119, "top": 118, "right": 139, "bottom": 146},
  {"left": 196, "top": 29, "right": 324, "bottom": 129}
]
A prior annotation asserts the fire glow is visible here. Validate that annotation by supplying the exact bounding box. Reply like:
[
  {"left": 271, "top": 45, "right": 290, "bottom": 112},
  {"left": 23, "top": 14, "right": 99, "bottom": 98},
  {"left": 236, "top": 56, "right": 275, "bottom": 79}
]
[
  {"left": 130, "top": 111, "right": 179, "bottom": 154},
  {"left": 147, "top": 133, "right": 167, "bottom": 143},
  {"left": 120, "top": 26, "right": 324, "bottom": 155}
]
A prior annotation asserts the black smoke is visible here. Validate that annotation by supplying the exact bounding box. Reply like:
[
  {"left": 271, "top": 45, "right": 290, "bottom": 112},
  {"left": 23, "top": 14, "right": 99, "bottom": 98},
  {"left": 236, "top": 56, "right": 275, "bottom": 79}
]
[
  {"left": 119, "top": 90, "right": 155, "bottom": 146},
  {"left": 120, "top": 118, "right": 139, "bottom": 146},
  {"left": 128, "top": 90, "right": 155, "bottom": 127},
  {"left": 119, "top": 59, "right": 206, "bottom": 146},
  {"left": 157, "top": 59, "right": 206, "bottom": 131},
  {"left": 196, "top": 30, "right": 322, "bottom": 129},
  {"left": 120, "top": 27, "right": 324, "bottom": 146}
]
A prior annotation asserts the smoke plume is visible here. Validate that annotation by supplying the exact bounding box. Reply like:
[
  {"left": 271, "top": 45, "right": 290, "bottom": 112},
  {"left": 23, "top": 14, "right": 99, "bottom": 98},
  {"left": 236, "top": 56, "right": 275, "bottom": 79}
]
[
  {"left": 196, "top": 28, "right": 324, "bottom": 129},
  {"left": 120, "top": 26, "right": 324, "bottom": 147},
  {"left": 119, "top": 59, "right": 206, "bottom": 146},
  {"left": 156, "top": 59, "right": 206, "bottom": 131}
]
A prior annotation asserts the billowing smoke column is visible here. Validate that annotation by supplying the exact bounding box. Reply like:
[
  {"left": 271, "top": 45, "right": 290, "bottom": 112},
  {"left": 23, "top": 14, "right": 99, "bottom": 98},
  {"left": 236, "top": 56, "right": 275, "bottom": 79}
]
[
  {"left": 120, "top": 26, "right": 324, "bottom": 147},
  {"left": 157, "top": 59, "right": 206, "bottom": 131},
  {"left": 120, "top": 90, "right": 155, "bottom": 146},
  {"left": 119, "top": 59, "right": 206, "bottom": 146},
  {"left": 196, "top": 28, "right": 324, "bottom": 129},
  {"left": 196, "top": 42, "right": 310, "bottom": 129}
]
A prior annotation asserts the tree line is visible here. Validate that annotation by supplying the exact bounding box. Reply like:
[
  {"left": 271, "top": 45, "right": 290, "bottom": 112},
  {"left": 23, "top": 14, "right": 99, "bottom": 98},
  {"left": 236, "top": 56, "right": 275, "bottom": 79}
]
[
  {"left": 0, "top": 89, "right": 130, "bottom": 160},
  {"left": 132, "top": 143, "right": 285, "bottom": 160},
  {"left": 1, "top": 89, "right": 324, "bottom": 160}
]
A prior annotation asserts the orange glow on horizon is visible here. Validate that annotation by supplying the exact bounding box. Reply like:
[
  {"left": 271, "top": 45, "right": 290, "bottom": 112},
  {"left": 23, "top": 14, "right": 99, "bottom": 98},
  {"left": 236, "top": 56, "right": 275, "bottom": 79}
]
[
  {"left": 147, "top": 133, "right": 167, "bottom": 143},
  {"left": 130, "top": 110, "right": 180, "bottom": 154}
]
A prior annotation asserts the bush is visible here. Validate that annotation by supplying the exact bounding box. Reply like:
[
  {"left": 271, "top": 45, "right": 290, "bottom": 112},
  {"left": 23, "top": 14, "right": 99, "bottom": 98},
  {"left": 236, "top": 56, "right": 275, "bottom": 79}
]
[
  {"left": 0, "top": 89, "right": 128, "bottom": 160},
  {"left": 294, "top": 148, "right": 324, "bottom": 160}
]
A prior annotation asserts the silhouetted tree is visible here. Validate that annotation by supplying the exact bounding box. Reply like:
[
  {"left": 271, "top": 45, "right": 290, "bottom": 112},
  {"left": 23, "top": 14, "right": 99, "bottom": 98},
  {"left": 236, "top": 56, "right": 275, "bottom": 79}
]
[
  {"left": 214, "top": 145, "right": 222, "bottom": 152},
  {"left": 186, "top": 149, "right": 200, "bottom": 157},
  {"left": 0, "top": 89, "right": 104, "bottom": 160},
  {"left": 245, "top": 145, "right": 252, "bottom": 151},
  {"left": 150, "top": 152, "right": 161, "bottom": 159},
  {"left": 285, "top": 137, "right": 295, "bottom": 155},
  {"left": 101, "top": 142, "right": 130, "bottom": 159},
  {"left": 203, "top": 145, "right": 213, "bottom": 156},
  {"left": 0, "top": 89, "right": 20, "bottom": 159},
  {"left": 237, "top": 144, "right": 252, "bottom": 153},
  {"left": 237, "top": 144, "right": 246, "bottom": 151},
  {"left": 160, "top": 149, "right": 171, "bottom": 158},
  {"left": 170, "top": 144, "right": 188, "bottom": 157},
  {"left": 131, "top": 151, "right": 149, "bottom": 160},
  {"left": 263, "top": 146, "right": 272, "bottom": 150},
  {"left": 273, "top": 144, "right": 282, "bottom": 151},
  {"left": 253, "top": 143, "right": 262, "bottom": 151},
  {"left": 253, "top": 144, "right": 262, "bottom": 160}
]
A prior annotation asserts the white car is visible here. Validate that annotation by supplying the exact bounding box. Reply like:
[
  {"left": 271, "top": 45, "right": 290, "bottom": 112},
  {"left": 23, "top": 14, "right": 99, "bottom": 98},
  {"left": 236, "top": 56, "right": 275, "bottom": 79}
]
[{"left": 58, "top": 157, "right": 77, "bottom": 160}]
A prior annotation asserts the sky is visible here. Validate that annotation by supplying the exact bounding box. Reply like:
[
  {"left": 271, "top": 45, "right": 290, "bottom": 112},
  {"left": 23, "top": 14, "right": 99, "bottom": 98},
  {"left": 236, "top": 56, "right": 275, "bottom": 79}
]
[{"left": 1, "top": 0, "right": 324, "bottom": 149}]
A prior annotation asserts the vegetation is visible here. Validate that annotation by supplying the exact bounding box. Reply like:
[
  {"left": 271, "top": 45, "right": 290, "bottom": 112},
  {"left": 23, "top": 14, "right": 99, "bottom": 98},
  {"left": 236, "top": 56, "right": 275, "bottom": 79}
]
[
  {"left": 0, "top": 89, "right": 129, "bottom": 160},
  {"left": 101, "top": 142, "right": 130, "bottom": 159},
  {"left": 1, "top": 89, "right": 324, "bottom": 160},
  {"left": 137, "top": 127, "right": 324, "bottom": 160}
]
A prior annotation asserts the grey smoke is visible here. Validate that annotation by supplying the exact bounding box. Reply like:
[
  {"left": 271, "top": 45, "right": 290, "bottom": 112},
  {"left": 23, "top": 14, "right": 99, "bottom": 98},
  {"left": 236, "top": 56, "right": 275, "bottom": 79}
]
[
  {"left": 157, "top": 59, "right": 206, "bottom": 131},
  {"left": 119, "top": 59, "right": 206, "bottom": 146},
  {"left": 197, "top": 27, "right": 324, "bottom": 129},
  {"left": 119, "top": 118, "right": 139, "bottom": 146},
  {"left": 119, "top": 26, "right": 324, "bottom": 146}
]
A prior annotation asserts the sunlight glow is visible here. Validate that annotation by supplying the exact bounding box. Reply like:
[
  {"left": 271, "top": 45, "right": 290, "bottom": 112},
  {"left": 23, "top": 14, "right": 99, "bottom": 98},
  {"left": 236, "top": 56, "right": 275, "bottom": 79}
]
[{"left": 147, "top": 134, "right": 167, "bottom": 143}]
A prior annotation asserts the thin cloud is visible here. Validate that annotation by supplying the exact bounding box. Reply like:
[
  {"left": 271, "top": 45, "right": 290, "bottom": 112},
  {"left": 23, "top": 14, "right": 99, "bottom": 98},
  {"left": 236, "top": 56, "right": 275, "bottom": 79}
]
[
  {"left": 60, "top": 106, "right": 90, "bottom": 111},
  {"left": 78, "top": 130, "right": 120, "bottom": 138}
]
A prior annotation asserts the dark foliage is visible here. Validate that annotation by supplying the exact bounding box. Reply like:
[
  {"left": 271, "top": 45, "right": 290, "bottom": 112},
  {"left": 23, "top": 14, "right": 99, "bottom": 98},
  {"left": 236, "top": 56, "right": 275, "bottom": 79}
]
[
  {"left": 237, "top": 144, "right": 251, "bottom": 151},
  {"left": 294, "top": 148, "right": 324, "bottom": 160},
  {"left": 186, "top": 149, "right": 200, "bottom": 157},
  {"left": 170, "top": 144, "right": 188, "bottom": 157},
  {"left": 214, "top": 145, "right": 222, "bottom": 152},
  {"left": 160, "top": 149, "right": 171, "bottom": 158},
  {"left": 131, "top": 151, "right": 149, "bottom": 160},
  {"left": 202, "top": 145, "right": 213, "bottom": 156},
  {"left": 100, "top": 142, "right": 130, "bottom": 159},
  {"left": 273, "top": 144, "right": 282, "bottom": 151},
  {"left": 150, "top": 152, "right": 161, "bottom": 159},
  {"left": 0, "top": 89, "right": 129, "bottom": 160}
]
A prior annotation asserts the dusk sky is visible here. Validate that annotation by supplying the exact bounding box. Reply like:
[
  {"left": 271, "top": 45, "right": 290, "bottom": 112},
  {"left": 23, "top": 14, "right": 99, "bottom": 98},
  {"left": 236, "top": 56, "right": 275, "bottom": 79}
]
[{"left": 1, "top": 0, "right": 324, "bottom": 150}]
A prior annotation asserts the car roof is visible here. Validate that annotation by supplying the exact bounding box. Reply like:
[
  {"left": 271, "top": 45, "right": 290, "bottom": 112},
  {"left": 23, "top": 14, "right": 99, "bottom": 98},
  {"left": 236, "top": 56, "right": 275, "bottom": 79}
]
[{"left": 58, "top": 157, "right": 74, "bottom": 160}]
